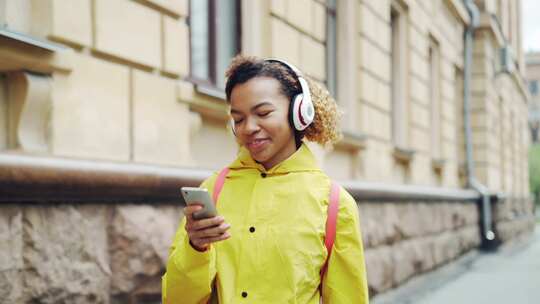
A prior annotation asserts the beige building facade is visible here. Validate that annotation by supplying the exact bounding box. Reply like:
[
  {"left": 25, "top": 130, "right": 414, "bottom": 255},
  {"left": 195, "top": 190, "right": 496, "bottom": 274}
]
[
  {"left": 526, "top": 52, "right": 540, "bottom": 142},
  {"left": 0, "top": 0, "right": 535, "bottom": 302},
  {"left": 0, "top": 0, "right": 530, "bottom": 195}
]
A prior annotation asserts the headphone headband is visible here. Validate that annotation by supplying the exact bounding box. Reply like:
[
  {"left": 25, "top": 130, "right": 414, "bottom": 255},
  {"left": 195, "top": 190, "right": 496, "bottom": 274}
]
[
  {"left": 264, "top": 59, "right": 309, "bottom": 97},
  {"left": 264, "top": 58, "right": 304, "bottom": 77},
  {"left": 264, "top": 59, "right": 313, "bottom": 126}
]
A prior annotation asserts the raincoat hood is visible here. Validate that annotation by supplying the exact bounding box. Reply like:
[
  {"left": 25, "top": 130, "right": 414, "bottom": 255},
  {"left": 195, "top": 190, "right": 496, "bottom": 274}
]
[{"left": 229, "top": 142, "right": 322, "bottom": 174}]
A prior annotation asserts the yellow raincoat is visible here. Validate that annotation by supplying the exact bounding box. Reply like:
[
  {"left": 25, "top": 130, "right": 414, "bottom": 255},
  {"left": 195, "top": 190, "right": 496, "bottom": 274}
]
[{"left": 163, "top": 143, "right": 369, "bottom": 303}]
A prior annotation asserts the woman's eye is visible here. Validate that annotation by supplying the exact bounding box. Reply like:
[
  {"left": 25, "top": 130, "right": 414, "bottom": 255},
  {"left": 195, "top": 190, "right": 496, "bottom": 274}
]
[
  {"left": 233, "top": 118, "right": 243, "bottom": 124},
  {"left": 258, "top": 111, "right": 271, "bottom": 117}
]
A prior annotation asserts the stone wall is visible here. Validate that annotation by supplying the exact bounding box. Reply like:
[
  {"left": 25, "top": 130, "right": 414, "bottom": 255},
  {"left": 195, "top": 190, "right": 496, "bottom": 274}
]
[
  {"left": 0, "top": 205, "right": 111, "bottom": 304},
  {"left": 0, "top": 204, "right": 183, "bottom": 304},
  {"left": 493, "top": 197, "right": 536, "bottom": 242},
  {"left": 2, "top": 198, "right": 534, "bottom": 303},
  {"left": 360, "top": 202, "right": 480, "bottom": 296}
]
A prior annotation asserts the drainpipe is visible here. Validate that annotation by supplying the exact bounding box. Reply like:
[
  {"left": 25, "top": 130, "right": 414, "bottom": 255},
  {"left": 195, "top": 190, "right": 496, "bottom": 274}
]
[{"left": 463, "top": 0, "right": 498, "bottom": 250}]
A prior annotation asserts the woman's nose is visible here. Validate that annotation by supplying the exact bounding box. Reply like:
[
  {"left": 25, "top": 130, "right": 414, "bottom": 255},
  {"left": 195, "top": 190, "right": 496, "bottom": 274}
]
[{"left": 243, "top": 117, "right": 260, "bottom": 134}]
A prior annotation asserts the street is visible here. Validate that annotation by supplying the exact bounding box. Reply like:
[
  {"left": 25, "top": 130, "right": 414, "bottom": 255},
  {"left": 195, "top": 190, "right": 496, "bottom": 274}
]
[{"left": 373, "top": 224, "right": 540, "bottom": 304}]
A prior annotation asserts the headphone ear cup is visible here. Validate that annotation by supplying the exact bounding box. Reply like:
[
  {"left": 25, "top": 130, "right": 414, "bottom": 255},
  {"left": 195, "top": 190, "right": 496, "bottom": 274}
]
[
  {"left": 300, "top": 96, "right": 315, "bottom": 126},
  {"left": 290, "top": 94, "right": 302, "bottom": 131},
  {"left": 230, "top": 118, "right": 236, "bottom": 136},
  {"left": 291, "top": 93, "right": 314, "bottom": 131}
]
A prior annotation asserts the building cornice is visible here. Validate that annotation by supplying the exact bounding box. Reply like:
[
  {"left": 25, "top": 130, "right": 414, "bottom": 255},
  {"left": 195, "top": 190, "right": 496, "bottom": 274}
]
[
  {"left": 444, "top": 0, "right": 471, "bottom": 25},
  {"left": 0, "top": 28, "right": 72, "bottom": 74},
  {"left": 477, "top": 12, "right": 505, "bottom": 47},
  {"left": 0, "top": 152, "right": 482, "bottom": 203},
  {"left": 476, "top": 13, "right": 529, "bottom": 102}
]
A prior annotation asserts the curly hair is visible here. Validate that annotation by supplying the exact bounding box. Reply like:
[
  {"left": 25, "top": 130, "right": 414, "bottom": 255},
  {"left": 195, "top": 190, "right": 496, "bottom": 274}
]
[{"left": 224, "top": 55, "right": 342, "bottom": 147}]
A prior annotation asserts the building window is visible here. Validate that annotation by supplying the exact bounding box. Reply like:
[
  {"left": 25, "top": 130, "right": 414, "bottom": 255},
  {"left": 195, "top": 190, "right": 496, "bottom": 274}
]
[
  {"left": 529, "top": 80, "right": 539, "bottom": 96},
  {"left": 499, "top": 98, "right": 505, "bottom": 190},
  {"left": 190, "top": 0, "right": 241, "bottom": 90},
  {"left": 429, "top": 37, "right": 442, "bottom": 159},
  {"left": 390, "top": 2, "right": 408, "bottom": 148},
  {"left": 510, "top": 112, "right": 515, "bottom": 191},
  {"left": 326, "top": 0, "right": 337, "bottom": 97},
  {"left": 0, "top": 74, "right": 6, "bottom": 150},
  {"left": 455, "top": 67, "right": 466, "bottom": 186},
  {"left": 497, "top": 0, "right": 509, "bottom": 39}
]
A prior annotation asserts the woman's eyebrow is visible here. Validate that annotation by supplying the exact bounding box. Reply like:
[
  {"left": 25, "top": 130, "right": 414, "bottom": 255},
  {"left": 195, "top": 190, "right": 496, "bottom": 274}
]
[
  {"left": 230, "top": 101, "right": 274, "bottom": 114},
  {"left": 251, "top": 101, "right": 274, "bottom": 111}
]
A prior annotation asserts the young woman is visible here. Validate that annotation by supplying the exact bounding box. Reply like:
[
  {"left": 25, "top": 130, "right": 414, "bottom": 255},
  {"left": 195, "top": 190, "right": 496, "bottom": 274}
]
[{"left": 163, "top": 56, "right": 369, "bottom": 303}]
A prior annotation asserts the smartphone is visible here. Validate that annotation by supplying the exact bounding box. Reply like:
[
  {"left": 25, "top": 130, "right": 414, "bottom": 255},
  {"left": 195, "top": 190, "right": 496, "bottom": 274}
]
[{"left": 181, "top": 187, "right": 218, "bottom": 220}]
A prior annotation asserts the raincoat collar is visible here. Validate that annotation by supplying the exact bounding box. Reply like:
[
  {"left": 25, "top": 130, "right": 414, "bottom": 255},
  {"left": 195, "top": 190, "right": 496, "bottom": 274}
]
[{"left": 229, "top": 142, "right": 321, "bottom": 174}]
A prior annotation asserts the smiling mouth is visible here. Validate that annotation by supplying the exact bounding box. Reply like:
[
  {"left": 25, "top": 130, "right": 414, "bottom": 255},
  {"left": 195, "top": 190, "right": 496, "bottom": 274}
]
[{"left": 246, "top": 138, "right": 270, "bottom": 151}]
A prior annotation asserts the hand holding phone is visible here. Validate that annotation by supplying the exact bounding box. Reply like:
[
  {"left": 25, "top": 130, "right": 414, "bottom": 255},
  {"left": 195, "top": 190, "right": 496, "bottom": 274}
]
[
  {"left": 181, "top": 187, "right": 231, "bottom": 251},
  {"left": 181, "top": 187, "right": 218, "bottom": 220}
]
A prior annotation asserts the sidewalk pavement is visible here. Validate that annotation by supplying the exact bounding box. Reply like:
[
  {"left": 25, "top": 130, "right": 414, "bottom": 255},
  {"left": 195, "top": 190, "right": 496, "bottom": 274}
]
[{"left": 372, "top": 225, "right": 540, "bottom": 304}]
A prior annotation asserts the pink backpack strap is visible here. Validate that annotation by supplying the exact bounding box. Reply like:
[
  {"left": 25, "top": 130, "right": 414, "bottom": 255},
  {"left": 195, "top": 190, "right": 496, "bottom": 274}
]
[
  {"left": 319, "top": 182, "right": 340, "bottom": 298},
  {"left": 212, "top": 167, "right": 230, "bottom": 204},
  {"left": 207, "top": 168, "right": 229, "bottom": 304}
]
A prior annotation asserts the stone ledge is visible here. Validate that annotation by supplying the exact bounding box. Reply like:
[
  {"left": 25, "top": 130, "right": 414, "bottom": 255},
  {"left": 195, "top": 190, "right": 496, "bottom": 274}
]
[
  {"left": 343, "top": 182, "right": 480, "bottom": 202},
  {"left": 194, "top": 83, "right": 227, "bottom": 101},
  {"left": 431, "top": 157, "right": 446, "bottom": 172},
  {"left": 392, "top": 146, "right": 415, "bottom": 164},
  {"left": 0, "top": 31, "right": 73, "bottom": 74},
  {"left": 335, "top": 131, "right": 367, "bottom": 152},
  {"left": 0, "top": 152, "right": 481, "bottom": 204},
  {"left": 0, "top": 152, "right": 213, "bottom": 203},
  {"left": 178, "top": 79, "right": 230, "bottom": 123}
]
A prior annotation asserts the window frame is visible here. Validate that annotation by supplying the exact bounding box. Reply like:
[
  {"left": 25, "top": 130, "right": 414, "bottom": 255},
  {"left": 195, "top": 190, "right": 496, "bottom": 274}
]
[
  {"left": 429, "top": 36, "right": 442, "bottom": 160},
  {"left": 390, "top": 1, "right": 409, "bottom": 150},
  {"left": 326, "top": 0, "right": 337, "bottom": 98},
  {"left": 0, "top": 74, "right": 7, "bottom": 150},
  {"left": 529, "top": 80, "right": 539, "bottom": 96},
  {"left": 188, "top": 0, "right": 242, "bottom": 94}
]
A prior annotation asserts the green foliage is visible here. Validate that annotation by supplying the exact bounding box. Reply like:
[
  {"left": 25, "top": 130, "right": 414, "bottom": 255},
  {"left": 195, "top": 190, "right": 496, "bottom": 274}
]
[{"left": 530, "top": 144, "right": 540, "bottom": 206}]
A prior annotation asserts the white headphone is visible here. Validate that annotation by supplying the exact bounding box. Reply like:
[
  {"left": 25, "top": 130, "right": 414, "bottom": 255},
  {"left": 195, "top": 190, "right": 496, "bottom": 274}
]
[{"left": 230, "top": 58, "right": 315, "bottom": 135}]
